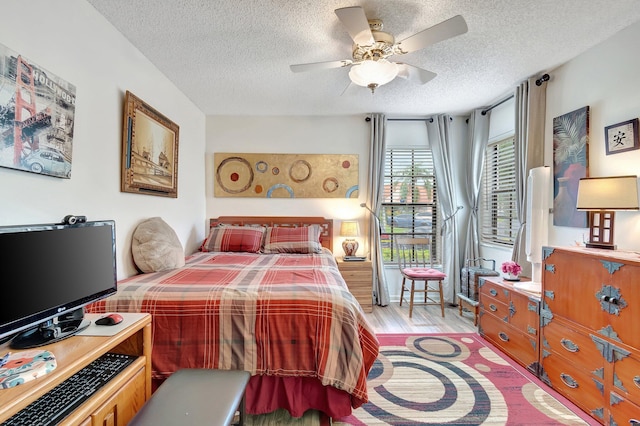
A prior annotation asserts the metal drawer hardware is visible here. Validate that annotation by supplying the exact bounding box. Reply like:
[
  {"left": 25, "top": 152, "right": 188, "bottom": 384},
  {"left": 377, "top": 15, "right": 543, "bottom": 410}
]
[
  {"left": 498, "top": 332, "right": 509, "bottom": 342},
  {"left": 614, "top": 372, "right": 627, "bottom": 392},
  {"left": 540, "top": 303, "right": 553, "bottom": 327},
  {"left": 590, "top": 334, "right": 630, "bottom": 363},
  {"left": 560, "top": 338, "right": 579, "bottom": 353},
  {"left": 593, "top": 367, "right": 604, "bottom": 379},
  {"left": 634, "top": 376, "right": 640, "bottom": 389},
  {"left": 600, "top": 295, "right": 619, "bottom": 305},
  {"left": 599, "top": 260, "right": 623, "bottom": 275},
  {"left": 560, "top": 373, "right": 578, "bottom": 389},
  {"left": 489, "top": 288, "right": 498, "bottom": 297},
  {"left": 596, "top": 285, "right": 627, "bottom": 315},
  {"left": 489, "top": 304, "right": 497, "bottom": 312}
]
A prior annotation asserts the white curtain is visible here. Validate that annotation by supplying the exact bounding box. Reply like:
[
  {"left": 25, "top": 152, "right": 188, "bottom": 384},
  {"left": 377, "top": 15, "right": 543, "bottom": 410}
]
[
  {"left": 463, "top": 110, "right": 490, "bottom": 265},
  {"left": 426, "top": 115, "right": 460, "bottom": 303},
  {"left": 367, "top": 113, "right": 390, "bottom": 306},
  {"left": 511, "top": 77, "right": 548, "bottom": 275}
]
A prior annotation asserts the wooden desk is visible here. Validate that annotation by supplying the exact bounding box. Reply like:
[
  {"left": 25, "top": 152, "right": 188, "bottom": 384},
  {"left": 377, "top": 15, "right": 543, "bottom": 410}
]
[{"left": 0, "top": 313, "right": 151, "bottom": 425}]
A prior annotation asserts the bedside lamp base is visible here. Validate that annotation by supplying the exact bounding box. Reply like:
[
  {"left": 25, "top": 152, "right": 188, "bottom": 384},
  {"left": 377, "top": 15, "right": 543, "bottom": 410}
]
[{"left": 342, "top": 239, "right": 359, "bottom": 257}]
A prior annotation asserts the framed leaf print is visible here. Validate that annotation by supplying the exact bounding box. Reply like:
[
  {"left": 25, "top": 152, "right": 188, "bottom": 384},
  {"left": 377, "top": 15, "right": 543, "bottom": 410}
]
[{"left": 552, "top": 106, "right": 589, "bottom": 228}]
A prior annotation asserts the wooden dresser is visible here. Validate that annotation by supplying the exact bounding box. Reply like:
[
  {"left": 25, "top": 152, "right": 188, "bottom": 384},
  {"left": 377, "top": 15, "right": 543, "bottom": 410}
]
[
  {"left": 0, "top": 313, "right": 151, "bottom": 425},
  {"left": 540, "top": 246, "right": 640, "bottom": 425},
  {"left": 478, "top": 275, "right": 541, "bottom": 375},
  {"left": 335, "top": 257, "right": 373, "bottom": 313}
]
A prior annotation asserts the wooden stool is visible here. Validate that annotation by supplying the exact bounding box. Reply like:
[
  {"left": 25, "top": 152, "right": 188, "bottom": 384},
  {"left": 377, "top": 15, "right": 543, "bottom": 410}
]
[
  {"left": 457, "top": 294, "right": 480, "bottom": 326},
  {"left": 129, "top": 369, "right": 250, "bottom": 426},
  {"left": 458, "top": 258, "right": 499, "bottom": 325}
]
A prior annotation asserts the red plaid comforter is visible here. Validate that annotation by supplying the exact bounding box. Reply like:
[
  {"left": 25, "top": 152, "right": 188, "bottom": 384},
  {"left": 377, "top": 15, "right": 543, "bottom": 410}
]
[{"left": 87, "top": 249, "right": 379, "bottom": 406}]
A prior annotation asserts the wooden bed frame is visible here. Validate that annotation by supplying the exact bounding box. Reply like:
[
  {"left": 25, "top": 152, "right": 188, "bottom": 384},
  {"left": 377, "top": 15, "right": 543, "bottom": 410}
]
[{"left": 210, "top": 216, "right": 334, "bottom": 252}]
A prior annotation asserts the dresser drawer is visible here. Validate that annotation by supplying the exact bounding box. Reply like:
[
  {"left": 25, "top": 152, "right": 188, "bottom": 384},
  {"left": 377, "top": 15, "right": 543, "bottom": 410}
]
[
  {"left": 543, "top": 248, "right": 640, "bottom": 349},
  {"left": 480, "top": 298, "right": 509, "bottom": 323},
  {"left": 612, "top": 351, "right": 640, "bottom": 406},
  {"left": 509, "top": 293, "right": 539, "bottom": 336},
  {"left": 339, "top": 269, "right": 372, "bottom": 282},
  {"left": 541, "top": 350, "right": 604, "bottom": 420},
  {"left": 479, "top": 278, "right": 510, "bottom": 305},
  {"left": 480, "top": 312, "right": 537, "bottom": 372},
  {"left": 609, "top": 392, "right": 640, "bottom": 426},
  {"left": 541, "top": 319, "right": 602, "bottom": 375}
]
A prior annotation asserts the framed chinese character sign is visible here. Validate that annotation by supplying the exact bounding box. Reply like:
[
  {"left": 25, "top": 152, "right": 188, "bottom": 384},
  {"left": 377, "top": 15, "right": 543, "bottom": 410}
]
[
  {"left": 121, "top": 91, "right": 179, "bottom": 198},
  {"left": 0, "top": 43, "right": 76, "bottom": 178},
  {"left": 605, "top": 118, "right": 639, "bottom": 155}
]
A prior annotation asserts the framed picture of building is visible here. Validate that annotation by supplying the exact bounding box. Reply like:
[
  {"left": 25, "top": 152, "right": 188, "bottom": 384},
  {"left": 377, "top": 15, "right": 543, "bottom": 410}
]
[
  {"left": 121, "top": 91, "right": 179, "bottom": 198},
  {"left": 0, "top": 43, "right": 76, "bottom": 178}
]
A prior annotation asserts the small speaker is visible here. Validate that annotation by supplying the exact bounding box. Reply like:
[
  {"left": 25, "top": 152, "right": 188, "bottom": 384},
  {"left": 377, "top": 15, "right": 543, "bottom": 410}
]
[{"left": 63, "top": 215, "right": 87, "bottom": 225}]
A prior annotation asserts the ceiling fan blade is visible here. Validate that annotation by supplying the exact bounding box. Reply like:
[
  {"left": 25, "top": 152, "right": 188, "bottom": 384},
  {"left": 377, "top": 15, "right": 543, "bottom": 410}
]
[
  {"left": 397, "top": 15, "right": 468, "bottom": 54},
  {"left": 396, "top": 63, "right": 437, "bottom": 85},
  {"left": 335, "top": 6, "right": 375, "bottom": 46},
  {"left": 290, "top": 59, "right": 353, "bottom": 73}
]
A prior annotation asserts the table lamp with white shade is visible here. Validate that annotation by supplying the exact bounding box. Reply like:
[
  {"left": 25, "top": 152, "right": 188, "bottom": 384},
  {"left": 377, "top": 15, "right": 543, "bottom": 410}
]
[{"left": 576, "top": 175, "right": 639, "bottom": 250}]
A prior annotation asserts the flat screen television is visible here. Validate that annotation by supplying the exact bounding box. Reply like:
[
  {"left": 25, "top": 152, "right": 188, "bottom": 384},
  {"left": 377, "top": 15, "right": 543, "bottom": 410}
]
[{"left": 0, "top": 220, "right": 117, "bottom": 349}]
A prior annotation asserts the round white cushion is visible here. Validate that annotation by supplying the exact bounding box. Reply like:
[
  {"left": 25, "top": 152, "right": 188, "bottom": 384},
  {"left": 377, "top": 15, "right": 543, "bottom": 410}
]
[{"left": 131, "top": 217, "right": 185, "bottom": 273}]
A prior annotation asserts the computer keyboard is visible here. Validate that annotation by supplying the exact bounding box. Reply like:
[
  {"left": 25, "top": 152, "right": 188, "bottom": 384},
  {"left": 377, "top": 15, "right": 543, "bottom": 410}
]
[{"left": 2, "top": 352, "right": 137, "bottom": 426}]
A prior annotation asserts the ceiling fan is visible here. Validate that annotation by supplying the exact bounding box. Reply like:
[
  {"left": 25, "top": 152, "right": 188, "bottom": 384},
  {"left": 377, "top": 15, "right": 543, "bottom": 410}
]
[{"left": 290, "top": 6, "right": 468, "bottom": 93}]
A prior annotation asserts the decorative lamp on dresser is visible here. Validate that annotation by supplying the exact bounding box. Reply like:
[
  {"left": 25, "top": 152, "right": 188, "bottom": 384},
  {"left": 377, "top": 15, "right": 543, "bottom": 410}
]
[
  {"left": 335, "top": 257, "right": 373, "bottom": 313},
  {"left": 539, "top": 246, "right": 640, "bottom": 425},
  {"left": 478, "top": 275, "right": 541, "bottom": 375}
]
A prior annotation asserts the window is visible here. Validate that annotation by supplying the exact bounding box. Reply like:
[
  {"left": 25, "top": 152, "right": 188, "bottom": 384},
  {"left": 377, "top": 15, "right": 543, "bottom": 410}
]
[
  {"left": 481, "top": 135, "right": 519, "bottom": 246},
  {"left": 380, "top": 148, "right": 440, "bottom": 264}
]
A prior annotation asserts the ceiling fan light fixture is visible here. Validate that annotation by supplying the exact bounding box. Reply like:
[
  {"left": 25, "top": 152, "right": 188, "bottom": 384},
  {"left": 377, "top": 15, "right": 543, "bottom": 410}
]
[{"left": 348, "top": 59, "right": 398, "bottom": 92}]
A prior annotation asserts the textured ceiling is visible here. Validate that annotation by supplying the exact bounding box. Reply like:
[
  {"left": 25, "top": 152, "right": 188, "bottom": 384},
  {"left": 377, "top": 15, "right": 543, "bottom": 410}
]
[{"left": 86, "top": 0, "right": 640, "bottom": 117}]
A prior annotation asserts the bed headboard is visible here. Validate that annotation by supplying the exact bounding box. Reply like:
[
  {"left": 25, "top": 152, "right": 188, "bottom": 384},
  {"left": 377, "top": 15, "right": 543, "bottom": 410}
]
[{"left": 209, "top": 216, "right": 334, "bottom": 252}]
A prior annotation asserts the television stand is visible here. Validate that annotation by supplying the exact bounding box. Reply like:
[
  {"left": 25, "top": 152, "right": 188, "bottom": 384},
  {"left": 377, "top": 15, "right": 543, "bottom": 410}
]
[{"left": 0, "top": 313, "right": 151, "bottom": 425}]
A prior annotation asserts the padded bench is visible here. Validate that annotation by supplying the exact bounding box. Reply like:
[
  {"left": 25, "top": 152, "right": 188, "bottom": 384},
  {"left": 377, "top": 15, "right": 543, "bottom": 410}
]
[{"left": 129, "top": 369, "right": 250, "bottom": 426}]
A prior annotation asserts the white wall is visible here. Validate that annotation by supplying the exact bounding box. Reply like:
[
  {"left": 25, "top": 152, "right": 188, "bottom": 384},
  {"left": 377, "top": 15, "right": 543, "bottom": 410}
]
[
  {"left": 545, "top": 21, "right": 640, "bottom": 251},
  {"left": 481, "top": 20, "right": 640, "bottom": 275},
  {"left": 206, "top": 115, "right": 370, "bottom": 248},
  {"left": 0, "top": 0, "right": 207, "bottom": 279}
]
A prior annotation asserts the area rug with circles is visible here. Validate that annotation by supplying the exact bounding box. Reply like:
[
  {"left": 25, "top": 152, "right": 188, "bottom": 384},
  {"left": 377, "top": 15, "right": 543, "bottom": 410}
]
[{"left": 333, "top": 333, "right": 597, "bottom": 425}]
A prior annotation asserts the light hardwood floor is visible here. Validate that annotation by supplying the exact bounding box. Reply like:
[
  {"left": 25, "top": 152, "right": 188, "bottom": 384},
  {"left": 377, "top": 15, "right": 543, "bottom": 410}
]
[{"left": 363, "top": 302, "right": 478, "bottom": 334}]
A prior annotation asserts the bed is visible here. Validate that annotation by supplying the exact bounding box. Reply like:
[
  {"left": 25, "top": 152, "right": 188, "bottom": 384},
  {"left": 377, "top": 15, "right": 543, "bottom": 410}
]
[{"left": 86, "top": 216, "right": 379, "bottom": 419}]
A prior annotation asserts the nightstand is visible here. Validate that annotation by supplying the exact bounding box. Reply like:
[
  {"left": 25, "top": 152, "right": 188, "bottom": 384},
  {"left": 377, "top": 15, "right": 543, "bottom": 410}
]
[{"left": 335, "top": 257, "right": 373, "bottom": 313}]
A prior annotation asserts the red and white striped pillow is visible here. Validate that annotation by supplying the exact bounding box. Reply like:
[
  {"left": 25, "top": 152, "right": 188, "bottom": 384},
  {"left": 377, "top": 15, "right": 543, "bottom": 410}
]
[
  {"left": 262, "top": 225, "right": 323, "bottom": 254},
  {"left": 200, "top": 225, "right": 265, "bottom": 253}
]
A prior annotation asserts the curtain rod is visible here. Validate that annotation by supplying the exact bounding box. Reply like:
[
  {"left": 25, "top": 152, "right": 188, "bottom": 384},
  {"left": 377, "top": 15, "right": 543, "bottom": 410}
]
[
  {"left": 481, "top": 95, "right": 513, "bottom": 116},
  {"left": 388, "top": 118, "right": 434, "bottom": 123},
  {"left": 366, "top": 117, "right": 434, "bottom": 123},
  {"left": 481, "top": 73, "right": 550, "bottom": 116}
]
